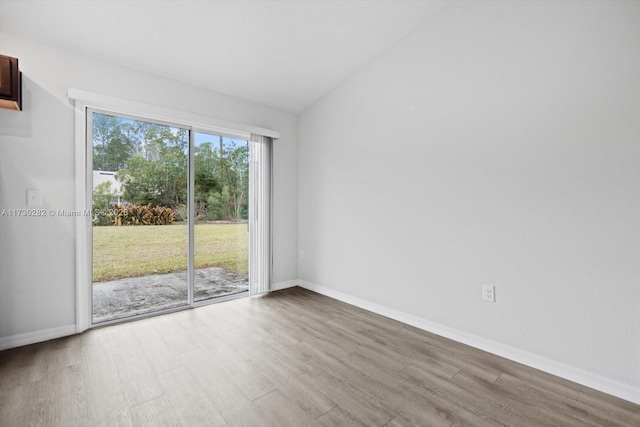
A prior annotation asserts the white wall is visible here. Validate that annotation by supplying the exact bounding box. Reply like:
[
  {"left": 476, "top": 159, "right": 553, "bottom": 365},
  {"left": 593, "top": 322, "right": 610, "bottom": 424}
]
[
  {"left": 0, "top": 33, "right": 298, "bottom": 342},
  {"left": 298, "top": 0, "right": 640, "bottom": 393}
]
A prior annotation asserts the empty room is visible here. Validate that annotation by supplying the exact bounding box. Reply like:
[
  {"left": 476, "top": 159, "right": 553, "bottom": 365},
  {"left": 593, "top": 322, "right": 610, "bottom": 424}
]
[{"left": 0, "top": 1, "right": 638, "bottom": 426}]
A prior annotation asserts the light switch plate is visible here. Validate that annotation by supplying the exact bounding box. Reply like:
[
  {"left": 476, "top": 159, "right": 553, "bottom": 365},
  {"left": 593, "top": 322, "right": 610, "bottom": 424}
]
[{"left": 27, "top": 190, "right": 42, "bottom": 207}]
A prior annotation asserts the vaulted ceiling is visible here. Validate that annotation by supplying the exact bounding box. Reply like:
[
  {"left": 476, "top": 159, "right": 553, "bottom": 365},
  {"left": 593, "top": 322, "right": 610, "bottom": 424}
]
[{"left": 0, "top": 0, "right": 451, "bottom": 113}]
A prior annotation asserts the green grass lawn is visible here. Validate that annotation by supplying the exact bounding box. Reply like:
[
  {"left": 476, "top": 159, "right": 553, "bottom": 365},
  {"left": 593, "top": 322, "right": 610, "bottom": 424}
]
[{"left": 93, "top": 223, "right": 248, "bottom": 282}]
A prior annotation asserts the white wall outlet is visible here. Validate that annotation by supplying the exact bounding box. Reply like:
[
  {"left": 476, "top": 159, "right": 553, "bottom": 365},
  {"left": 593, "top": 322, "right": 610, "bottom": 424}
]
[
  {"left": 27, "top": 190, "right": 42, "bottom": 207},
  {"left": 299, "top": 249, "right": 305, "bottom": 259},
  {"left": 482, "top": 285, "right": 495, "bottom": 302}
]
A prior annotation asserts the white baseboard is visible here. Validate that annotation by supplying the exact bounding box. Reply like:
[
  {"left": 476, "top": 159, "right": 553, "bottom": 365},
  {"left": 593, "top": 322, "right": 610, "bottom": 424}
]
[
  {"left": 0, "top": 324, "right": 77, "bottom": 351},
  {"left": 272, "top": 280, "right": 298, "bottom": 291},
  {"left": 298, "top": 280, "right": 640, "bottom": 405}
]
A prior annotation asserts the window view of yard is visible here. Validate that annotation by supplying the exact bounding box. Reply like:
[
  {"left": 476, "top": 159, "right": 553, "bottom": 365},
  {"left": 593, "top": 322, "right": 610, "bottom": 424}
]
[{"left": 91, "top": 112, "right": 249, "bottom": 323}]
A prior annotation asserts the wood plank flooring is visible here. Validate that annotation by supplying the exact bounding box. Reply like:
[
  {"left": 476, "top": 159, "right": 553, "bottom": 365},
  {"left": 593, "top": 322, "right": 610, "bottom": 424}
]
[{"left": 0, "top": 287, "right": 638, "bottom": 426}]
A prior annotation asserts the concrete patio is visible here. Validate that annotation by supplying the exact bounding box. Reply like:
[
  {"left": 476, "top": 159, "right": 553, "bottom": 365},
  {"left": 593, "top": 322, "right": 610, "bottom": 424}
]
[{"left": 92, "top": 267, "right": 248, "bottom": 323}]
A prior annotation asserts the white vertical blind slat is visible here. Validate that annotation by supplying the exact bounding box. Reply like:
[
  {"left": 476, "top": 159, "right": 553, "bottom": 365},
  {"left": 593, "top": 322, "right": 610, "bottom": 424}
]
[{"left": 249, "top": 134, "right": 272, "bottom": 295}]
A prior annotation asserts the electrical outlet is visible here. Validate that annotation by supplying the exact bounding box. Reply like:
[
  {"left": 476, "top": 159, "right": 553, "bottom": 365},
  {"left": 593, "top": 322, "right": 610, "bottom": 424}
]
[
  {"left": 299, "top": 249, "right": 305, "bottom": 259},
  {"left": 482, "top": 285, "right": 495, "bottom": 302}
]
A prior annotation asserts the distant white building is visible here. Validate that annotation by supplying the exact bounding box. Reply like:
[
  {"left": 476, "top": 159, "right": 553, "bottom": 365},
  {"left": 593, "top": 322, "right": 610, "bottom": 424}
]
[{"left": 93, "top": 171, "right": 124, "bottom": 204}]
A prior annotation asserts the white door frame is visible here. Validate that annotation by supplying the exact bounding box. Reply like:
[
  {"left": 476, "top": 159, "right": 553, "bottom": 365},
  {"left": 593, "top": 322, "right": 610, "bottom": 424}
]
[{"left": 70, "top": 89, "right": 278, "bottom": 332}]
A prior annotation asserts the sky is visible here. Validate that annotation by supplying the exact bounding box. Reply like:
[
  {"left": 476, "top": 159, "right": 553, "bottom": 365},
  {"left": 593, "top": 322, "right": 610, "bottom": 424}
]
[{"left": 194, "top": 132, "right": 247, "bottom": 150}]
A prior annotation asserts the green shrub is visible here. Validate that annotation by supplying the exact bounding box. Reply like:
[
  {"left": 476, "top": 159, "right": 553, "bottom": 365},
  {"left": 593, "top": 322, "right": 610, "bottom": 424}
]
[
  {"left": 173, "top": 204, "right": 188, "bottom": 222},
  {"left": 109, "top": 203, "right": 175, "bottom": 226}
]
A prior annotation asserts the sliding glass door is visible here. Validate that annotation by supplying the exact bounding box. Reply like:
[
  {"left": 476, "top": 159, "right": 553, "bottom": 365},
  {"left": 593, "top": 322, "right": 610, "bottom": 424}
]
[
  {"left": 89, "top": 111, "right": 249, "bottom": 324},
  {"left": 193, "top": 132, "right": 249, "bottom": 302}
]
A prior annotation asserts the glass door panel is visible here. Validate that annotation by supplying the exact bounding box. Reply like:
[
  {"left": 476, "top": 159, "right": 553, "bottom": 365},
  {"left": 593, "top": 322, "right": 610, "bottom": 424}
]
[
  {"left": 91, "top": 112, "right": 189, "bottom": 323},
  {"left": 193, "top": 132, "right": 249, "bottom": 302}
]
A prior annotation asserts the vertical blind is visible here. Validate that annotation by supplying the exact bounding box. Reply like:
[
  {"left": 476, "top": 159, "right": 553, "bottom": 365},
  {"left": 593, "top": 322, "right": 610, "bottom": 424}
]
[{"left": 249, "top": 134, "right": 272, "bottom": 294}]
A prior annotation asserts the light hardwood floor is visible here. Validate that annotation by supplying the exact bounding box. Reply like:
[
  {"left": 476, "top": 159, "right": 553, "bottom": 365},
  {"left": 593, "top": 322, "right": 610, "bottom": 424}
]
[{"left": 0, "top": 287, "right": 638, "bottom": 426}]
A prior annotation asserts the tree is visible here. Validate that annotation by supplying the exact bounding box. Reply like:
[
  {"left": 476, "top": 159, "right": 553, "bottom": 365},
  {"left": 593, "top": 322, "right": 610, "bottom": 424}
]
[
  {"left": 117, "top": 149, "right": 187, "bottom": 208},
  {"left": 113, "top": 121, "right": 188, "bottom": 209},
  {"left": 92, "top": 114, "right": 137, "bottom": 171},
  {"left": 193, "top": 139, "right": 248, "bottom": 221},
  {"left": 194, "top": 142, "right": 219, "bottom": 202},
  {"left": 92, "top": 181, "right": 116, "bottom": 225},
  {"left": 224, "top": 142, "right": 249, "bottom": 219},
  {"left": 92, "top": 113, "right": 249, "bottom": 222}
]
